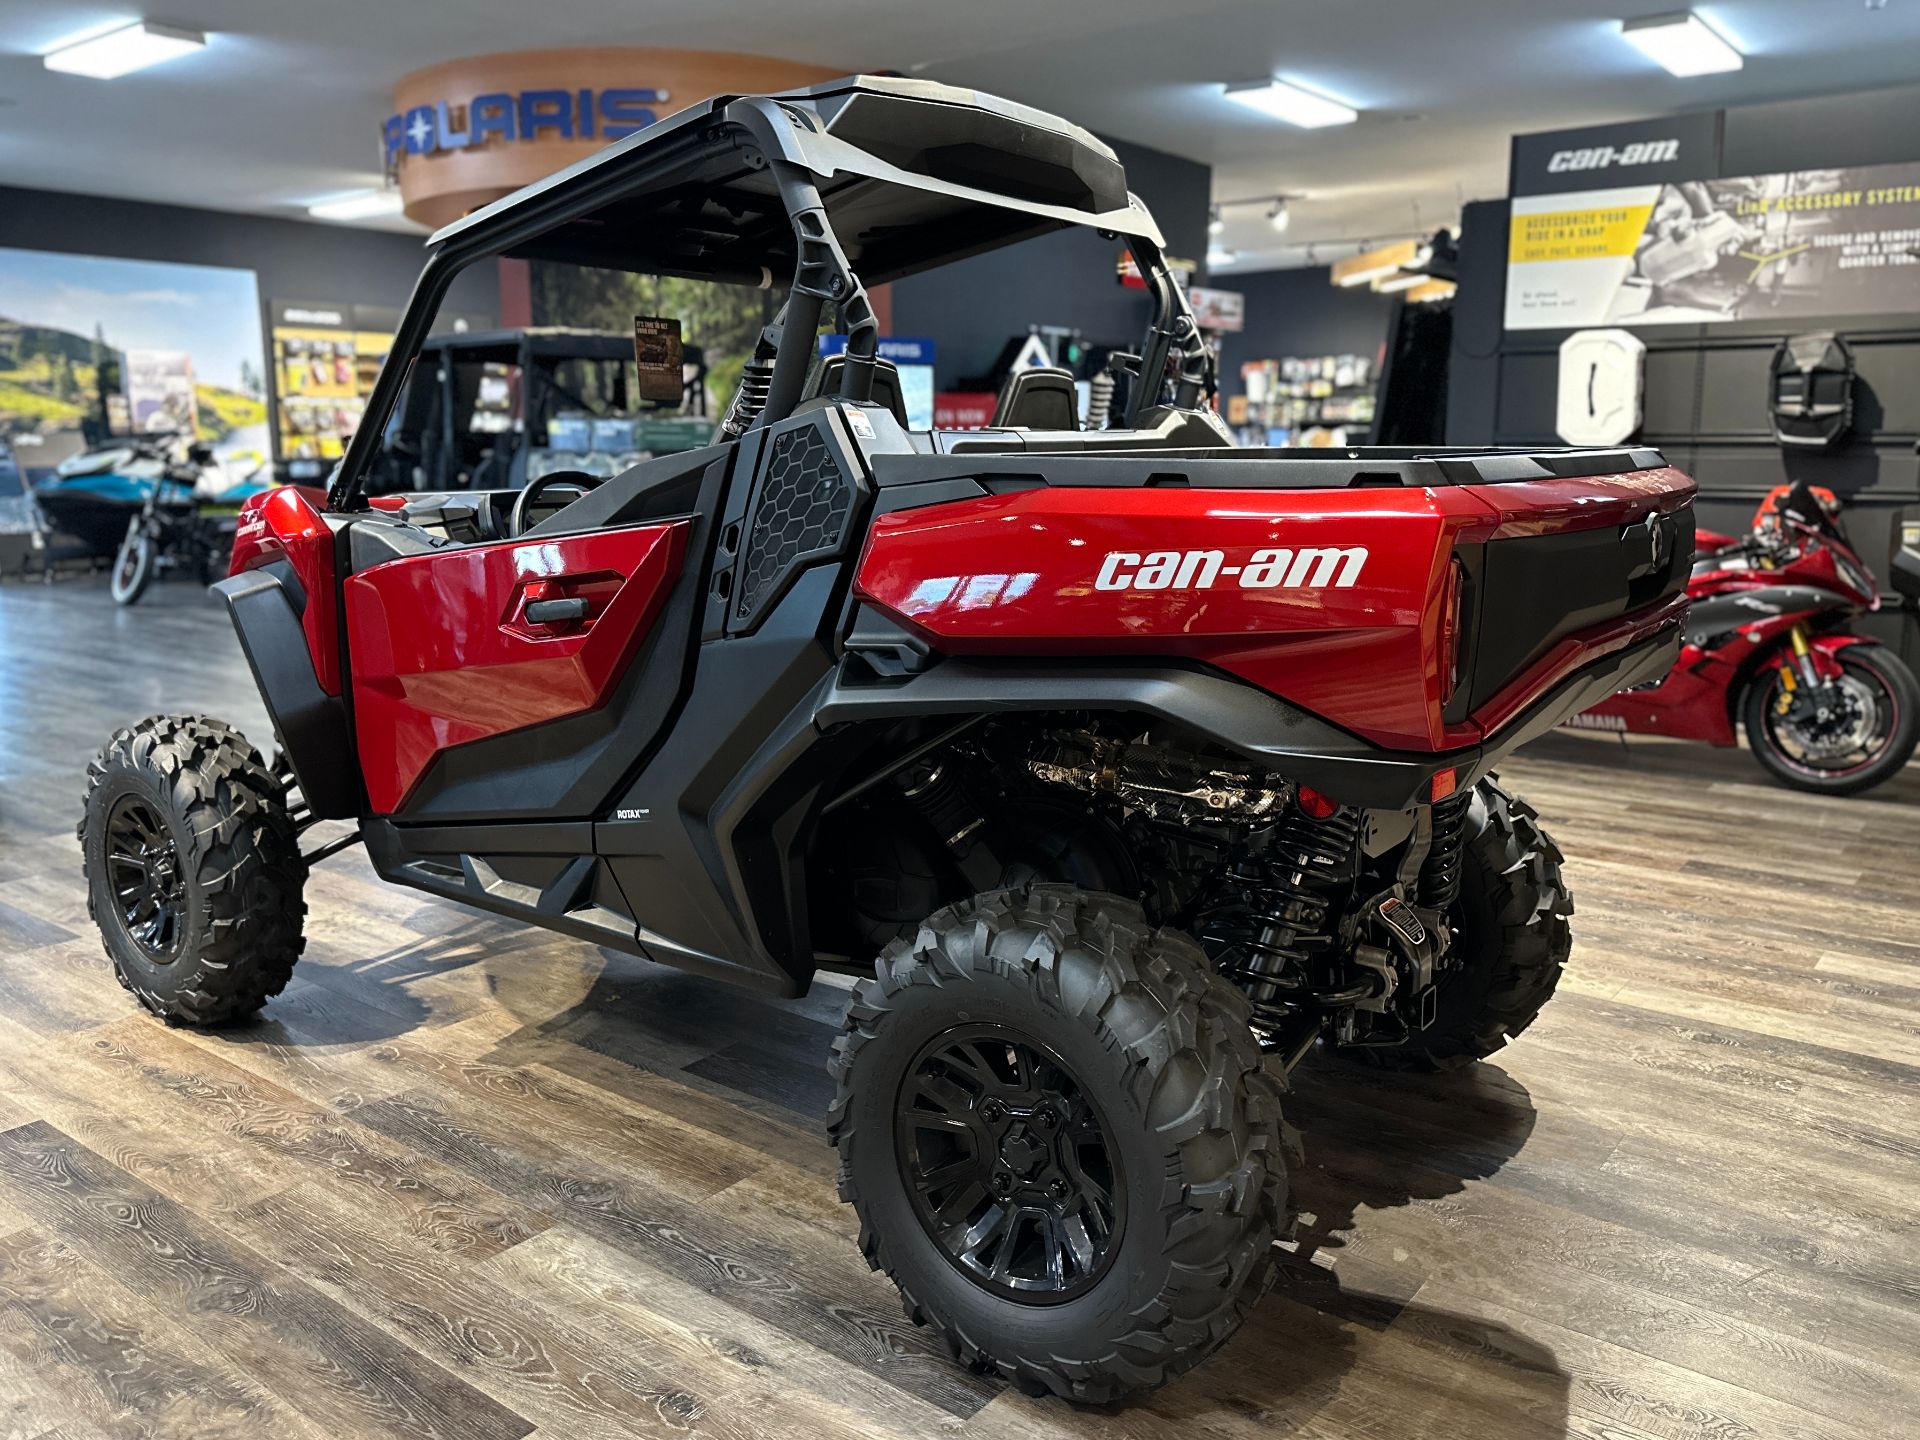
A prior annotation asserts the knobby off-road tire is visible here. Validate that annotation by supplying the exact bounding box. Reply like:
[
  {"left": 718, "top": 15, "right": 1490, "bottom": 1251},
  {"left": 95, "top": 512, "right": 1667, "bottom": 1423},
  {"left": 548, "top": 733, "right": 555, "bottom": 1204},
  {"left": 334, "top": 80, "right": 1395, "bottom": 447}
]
[
  {"left": 829, "top": 885, "right": 1294, "bottom": 1403},
  {"left": 79, "top": 714, "right": 306, "bottom": 1025},
  {"left": 1351, "top": 778, "right": 1572, "bottom": 1071}
]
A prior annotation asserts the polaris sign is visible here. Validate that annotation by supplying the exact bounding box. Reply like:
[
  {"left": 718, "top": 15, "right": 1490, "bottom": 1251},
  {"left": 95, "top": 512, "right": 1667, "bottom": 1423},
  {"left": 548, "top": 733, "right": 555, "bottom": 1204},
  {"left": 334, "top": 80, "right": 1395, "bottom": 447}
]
[{"left": 383, "top": 88, "right": 670, "bottom": 171}]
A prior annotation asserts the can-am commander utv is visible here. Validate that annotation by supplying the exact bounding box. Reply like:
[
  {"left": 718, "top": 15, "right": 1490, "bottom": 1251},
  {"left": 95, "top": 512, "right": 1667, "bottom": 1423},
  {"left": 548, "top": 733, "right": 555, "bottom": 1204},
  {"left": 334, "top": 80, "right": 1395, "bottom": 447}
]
[{"left": 81, "top": 76, "right": 1695, "bottom": 1403}]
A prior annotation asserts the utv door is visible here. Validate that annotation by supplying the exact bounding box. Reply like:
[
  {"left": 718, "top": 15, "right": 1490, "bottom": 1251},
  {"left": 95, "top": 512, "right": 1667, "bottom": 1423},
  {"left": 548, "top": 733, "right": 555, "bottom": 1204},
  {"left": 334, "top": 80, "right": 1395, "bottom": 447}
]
[{"left": 342, "top": 520, "right": 692, "bottom": 820}]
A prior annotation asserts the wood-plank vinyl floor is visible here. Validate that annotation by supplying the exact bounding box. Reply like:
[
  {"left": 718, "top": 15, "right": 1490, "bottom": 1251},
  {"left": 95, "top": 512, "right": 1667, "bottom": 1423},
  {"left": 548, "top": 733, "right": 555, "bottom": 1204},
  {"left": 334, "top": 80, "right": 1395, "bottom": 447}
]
[{"left": 1, "top": 573, "right": 1917, "bottom": 1440}]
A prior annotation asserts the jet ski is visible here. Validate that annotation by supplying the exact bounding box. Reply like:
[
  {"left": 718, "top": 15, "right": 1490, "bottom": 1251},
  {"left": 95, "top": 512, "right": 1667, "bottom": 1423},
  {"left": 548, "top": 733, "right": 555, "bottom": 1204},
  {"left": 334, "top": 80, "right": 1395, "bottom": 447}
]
[{"left": 33, "top": 437, "right": 273, "bottom": 559}]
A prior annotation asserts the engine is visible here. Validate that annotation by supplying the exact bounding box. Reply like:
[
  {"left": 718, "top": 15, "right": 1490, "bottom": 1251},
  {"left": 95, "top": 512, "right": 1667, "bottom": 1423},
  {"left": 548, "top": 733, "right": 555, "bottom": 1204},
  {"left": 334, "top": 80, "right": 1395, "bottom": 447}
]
[{"left": 835, "top": 717, "right": 1465, "bottom": 1059}]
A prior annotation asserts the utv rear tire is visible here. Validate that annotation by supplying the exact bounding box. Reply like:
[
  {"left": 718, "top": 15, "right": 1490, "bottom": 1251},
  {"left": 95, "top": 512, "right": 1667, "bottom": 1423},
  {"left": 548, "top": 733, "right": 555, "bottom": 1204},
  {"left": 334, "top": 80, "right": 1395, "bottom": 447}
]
[
  {"left": 829, "top": 885, "right": 1292, "bottom": 1403},
  {"left": 79, "top": 715, "right": 306, "bottom": 1026},
  {"left": 1349, "top": 779, "right": 1571, "bottom": 1071}
]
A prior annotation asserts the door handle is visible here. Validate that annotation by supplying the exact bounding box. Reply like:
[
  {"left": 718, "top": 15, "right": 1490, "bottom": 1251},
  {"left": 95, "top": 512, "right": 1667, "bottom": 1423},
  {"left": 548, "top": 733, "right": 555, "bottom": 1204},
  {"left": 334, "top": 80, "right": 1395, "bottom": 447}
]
[{"left": 525, "top": 597, "right": 588, "bottom": 625}]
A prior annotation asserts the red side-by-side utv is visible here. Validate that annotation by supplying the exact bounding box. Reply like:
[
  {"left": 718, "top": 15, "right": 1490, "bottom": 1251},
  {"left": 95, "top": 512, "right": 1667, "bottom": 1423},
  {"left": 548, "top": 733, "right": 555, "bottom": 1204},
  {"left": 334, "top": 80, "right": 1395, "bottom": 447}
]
[{"left": 80, "top": 76, "right": 1694, "bottom": 1401}]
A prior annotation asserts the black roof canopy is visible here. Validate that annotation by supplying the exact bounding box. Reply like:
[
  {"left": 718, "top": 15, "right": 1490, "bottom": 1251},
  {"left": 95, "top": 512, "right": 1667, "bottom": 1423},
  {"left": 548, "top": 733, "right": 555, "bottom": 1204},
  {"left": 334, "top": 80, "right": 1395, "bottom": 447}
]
[{"left": 427, "top": 74, "right": 1166, "bottom": 286}]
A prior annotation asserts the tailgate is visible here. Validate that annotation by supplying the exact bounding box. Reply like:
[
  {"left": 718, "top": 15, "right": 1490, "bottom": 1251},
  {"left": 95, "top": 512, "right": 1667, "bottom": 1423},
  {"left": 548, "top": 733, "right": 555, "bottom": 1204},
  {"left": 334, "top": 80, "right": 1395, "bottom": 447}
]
[{"left": 1447, "top": 466, "right": 1695, "bottom": 736}]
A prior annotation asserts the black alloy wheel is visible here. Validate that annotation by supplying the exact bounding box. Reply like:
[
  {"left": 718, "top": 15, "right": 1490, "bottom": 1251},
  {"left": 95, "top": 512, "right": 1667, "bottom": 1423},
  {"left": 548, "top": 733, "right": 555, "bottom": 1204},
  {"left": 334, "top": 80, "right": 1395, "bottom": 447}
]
[
  {"left": 896, "top": 1024, "right": 1123, "bottom": 1303},
  {"left": 103, "top": 793, "right": 186, "bottom": 961}
]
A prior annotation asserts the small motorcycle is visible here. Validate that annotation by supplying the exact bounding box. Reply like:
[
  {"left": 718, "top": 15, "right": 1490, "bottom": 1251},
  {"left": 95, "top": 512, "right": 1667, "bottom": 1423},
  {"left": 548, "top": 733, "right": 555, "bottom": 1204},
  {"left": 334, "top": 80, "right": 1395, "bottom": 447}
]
[
  {"left": 1577, "top": 480, "right": 1920, "bottom": 795},
  {"left": 110, "top": 443, "right": 268, "bottom": 606}
]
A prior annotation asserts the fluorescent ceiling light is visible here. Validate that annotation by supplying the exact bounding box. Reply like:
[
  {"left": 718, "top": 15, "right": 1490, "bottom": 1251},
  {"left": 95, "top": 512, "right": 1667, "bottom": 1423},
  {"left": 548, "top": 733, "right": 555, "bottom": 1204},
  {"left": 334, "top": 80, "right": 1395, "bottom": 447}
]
[
  {"left": 308, "top": 190, "right": 405, "bottom": 222},
  {"left": 1374, "top": 271, "right": 1429, "bottom": 293},
  {"left": 1336, "top": 261, "right": 1400, "bottom": 288},
  {"left": 1223, "top": 79, "right": 1358, "bottom": 129},
  {"left": 1620, "top": 11, "right": 1743, "bottom": 77},
  {"left": 44, "top": 21, "right": 205, "bottom": 79}
]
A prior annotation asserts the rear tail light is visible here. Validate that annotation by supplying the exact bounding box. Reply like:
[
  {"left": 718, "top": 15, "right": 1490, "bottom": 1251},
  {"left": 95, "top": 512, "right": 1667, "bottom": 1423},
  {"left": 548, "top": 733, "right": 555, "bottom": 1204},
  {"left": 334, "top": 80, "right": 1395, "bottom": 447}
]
[
  {"left": 1441, "top": 555, "right": 1466, "bottom": 704},
  {"left": 1295, "top": 785, "right": 1340, "bottom": 819}
]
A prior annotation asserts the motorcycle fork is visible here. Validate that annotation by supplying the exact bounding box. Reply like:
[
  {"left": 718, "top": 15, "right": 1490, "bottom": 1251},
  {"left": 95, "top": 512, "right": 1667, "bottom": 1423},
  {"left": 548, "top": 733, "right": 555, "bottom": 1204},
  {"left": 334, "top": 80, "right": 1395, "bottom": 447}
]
[{"left": 1776, "top": 623, "right": 1824, "bottom": 715}]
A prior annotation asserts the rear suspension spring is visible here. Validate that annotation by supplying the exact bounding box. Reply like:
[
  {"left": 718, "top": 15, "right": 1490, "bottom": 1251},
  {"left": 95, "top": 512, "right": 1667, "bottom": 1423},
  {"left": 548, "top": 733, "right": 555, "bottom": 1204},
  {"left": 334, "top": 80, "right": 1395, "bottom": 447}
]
[
  {"left": 1417, "top": 789, "right": 1473, "bottom": 911},
  {"left": 1202, "top": 807, "right": 1362, "bottom": 1023}
]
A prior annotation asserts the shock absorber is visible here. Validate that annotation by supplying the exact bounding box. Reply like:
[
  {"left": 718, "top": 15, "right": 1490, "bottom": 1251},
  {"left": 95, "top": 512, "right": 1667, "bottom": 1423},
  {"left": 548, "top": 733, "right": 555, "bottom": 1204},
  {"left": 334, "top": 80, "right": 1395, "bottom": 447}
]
[
  {"left": 1203, "top": 806, "right": 1362, "bottom": 1021},
  {"left": 720, "top": 357, "right": 775, "bottom": 439},
  {"left": 1417, "top": 790, "right": 1473, "bottom": 912}
]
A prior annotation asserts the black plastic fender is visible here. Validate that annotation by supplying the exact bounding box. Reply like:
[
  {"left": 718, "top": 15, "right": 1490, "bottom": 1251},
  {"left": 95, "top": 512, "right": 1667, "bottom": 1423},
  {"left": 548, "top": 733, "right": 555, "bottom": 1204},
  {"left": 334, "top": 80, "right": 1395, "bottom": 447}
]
[{"left": 210, "top": 564, "right": 360, "bottom": 818}]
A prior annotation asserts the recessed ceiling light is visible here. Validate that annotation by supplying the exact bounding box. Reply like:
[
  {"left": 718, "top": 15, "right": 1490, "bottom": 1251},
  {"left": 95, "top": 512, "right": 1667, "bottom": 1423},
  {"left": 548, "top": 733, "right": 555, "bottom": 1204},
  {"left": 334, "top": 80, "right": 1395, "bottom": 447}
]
[
  {"left": 1619, "top": 11, "right": 1744, "bottom": 77},
  {"left": 43, "top": 21, "right": 206, "bottom": 80},
  {"left": 308, "top": 190, "right": 406, "bottom": 223},
  {"left": 1222, "top": 79, "right": 1358, "bottom": 129}
]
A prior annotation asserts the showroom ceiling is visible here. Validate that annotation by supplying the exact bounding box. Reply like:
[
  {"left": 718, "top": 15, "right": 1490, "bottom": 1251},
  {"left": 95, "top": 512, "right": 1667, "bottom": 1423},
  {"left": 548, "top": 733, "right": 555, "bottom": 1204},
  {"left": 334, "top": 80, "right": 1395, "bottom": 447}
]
[{"left": 2, "top": 0, "right": 1918, "bottom": 271}]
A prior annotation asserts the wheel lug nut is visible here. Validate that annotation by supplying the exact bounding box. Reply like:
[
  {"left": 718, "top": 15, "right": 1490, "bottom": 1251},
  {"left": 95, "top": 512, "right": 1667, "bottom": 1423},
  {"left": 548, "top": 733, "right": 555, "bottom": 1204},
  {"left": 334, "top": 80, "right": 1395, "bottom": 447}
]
[
  {"left": 1048, "top": 1179, "right": 1069, "bottom": 1200},
  {"left": 991, "top": 1172, "right": 1013, "bottom": 1193},
  {"left": 980, "top": 1100, "right": 1005, "bottom": 1123},
  {"left": 1036, "top": 1106, "right": 1058, "bottom": 1129}
]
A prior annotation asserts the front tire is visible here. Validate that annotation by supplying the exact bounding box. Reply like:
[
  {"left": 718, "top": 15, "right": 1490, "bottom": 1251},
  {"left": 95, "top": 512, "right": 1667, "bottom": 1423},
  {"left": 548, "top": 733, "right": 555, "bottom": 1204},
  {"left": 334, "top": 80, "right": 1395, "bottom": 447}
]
[
  {"left": 1349, "top": 779, "right": 1572, "bottom": 1071},
  {"left": 1742, "top": 645, "right": 1920, "bottom": 796},
  {"left": 829, "top": 885, "right": 1291, "bottom": 1403},
  {"left": 79, "top": 715, "right": 307, "bottom": 1025},
  {"left": 110, "top": 522, "right": 155, "bottom": 606}
]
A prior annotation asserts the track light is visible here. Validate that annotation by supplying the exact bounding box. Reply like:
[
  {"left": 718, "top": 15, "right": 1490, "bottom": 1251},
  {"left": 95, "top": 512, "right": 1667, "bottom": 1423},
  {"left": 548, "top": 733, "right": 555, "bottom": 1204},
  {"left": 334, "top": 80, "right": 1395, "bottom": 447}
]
[
  {"left": 1268, "top": 199, "right": 1291, "bottom": 234},
  {"left": 1209, "top": 207, "right": 1225, "bottom": 236}
]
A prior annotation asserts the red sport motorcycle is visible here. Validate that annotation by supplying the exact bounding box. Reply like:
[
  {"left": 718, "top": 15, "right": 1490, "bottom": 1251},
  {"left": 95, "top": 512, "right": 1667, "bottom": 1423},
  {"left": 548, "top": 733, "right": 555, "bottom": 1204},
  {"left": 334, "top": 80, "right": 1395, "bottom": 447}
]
[{"left": 1578, "top": 480, "right": 1920, "bottom": 794}]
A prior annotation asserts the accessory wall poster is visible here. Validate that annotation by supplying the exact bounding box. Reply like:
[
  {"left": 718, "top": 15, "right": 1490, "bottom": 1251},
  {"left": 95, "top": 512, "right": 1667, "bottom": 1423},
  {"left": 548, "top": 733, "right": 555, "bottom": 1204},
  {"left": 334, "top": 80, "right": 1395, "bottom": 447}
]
[
  {"left": 1506, "top": 161, "right": 1920, "bottom": 329},
  {"left": 1556, "top": 329, "right": 1645, "bottom": 447}
]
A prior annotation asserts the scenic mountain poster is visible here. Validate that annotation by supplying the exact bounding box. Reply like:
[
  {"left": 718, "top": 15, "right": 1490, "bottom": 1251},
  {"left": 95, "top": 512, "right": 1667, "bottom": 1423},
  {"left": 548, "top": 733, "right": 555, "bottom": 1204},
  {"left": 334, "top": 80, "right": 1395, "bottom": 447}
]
[{"left": 0, "top": 247, "right": 269, "bottom": 478}]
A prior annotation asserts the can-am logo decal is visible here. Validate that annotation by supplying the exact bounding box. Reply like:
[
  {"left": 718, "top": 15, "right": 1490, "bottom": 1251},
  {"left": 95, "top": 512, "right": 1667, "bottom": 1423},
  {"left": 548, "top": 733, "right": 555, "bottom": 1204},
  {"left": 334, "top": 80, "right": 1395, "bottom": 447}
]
[
  {"left": 1095, "top": 547, "right": 1368, "bottom": 592},
  {"left": 1547, "top": 139, "right": 1680, "bottom": 174}
]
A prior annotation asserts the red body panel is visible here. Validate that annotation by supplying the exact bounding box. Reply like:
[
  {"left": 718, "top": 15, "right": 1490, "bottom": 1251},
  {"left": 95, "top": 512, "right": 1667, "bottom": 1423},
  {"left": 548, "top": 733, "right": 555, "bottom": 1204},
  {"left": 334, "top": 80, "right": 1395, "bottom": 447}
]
[
  {"left": 854, "top": 468, "right": 1693, "bottom": 752},
  {"left": 228, "top": 485, "right": 342, "bottom": 695},
  {"left": 344, "top": 521, "right": 687, "bottom": 813}
]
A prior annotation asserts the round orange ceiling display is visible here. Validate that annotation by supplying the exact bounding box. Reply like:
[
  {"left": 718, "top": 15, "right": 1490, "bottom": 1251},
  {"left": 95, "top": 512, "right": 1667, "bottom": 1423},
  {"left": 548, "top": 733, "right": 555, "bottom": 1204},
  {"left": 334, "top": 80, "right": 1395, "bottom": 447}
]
[{"left": 386, "top": 49, "right": 846, "bottom": 229}]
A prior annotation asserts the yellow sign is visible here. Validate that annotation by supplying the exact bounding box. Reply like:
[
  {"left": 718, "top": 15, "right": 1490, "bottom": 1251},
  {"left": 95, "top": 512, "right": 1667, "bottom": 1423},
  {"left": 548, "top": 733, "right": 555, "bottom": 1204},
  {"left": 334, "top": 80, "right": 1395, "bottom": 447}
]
[{"left": 1509, "top": 203, "right": 1655, "bottom": 263}]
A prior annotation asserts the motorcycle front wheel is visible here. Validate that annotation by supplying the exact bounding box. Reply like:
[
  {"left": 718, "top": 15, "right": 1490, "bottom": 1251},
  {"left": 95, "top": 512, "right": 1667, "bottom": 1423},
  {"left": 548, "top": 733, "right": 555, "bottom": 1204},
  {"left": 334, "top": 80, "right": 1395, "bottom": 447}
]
[
  {"left": 1743, "top": 645, "right": 1920, "bottom": 796},
  {"left": 110, "top": 523, "right": 156, "bottom": 606}
]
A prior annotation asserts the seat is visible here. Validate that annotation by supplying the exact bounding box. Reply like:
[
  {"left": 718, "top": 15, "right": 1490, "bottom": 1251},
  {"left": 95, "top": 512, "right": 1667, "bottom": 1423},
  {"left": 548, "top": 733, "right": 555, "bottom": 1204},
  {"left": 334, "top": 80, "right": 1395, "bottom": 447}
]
[
  {"left": 806, "top": 355, "right": 909, "bottom": 428},
  {"left": 993, "top": 366, "right": 1080, "bottom": 430}
]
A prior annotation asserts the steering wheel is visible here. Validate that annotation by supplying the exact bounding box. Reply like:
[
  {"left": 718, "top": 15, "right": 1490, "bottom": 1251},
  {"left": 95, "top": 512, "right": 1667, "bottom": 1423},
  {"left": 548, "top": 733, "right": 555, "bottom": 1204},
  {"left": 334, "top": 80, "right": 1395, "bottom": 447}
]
[{"left": 510, "top": 469, "right": 605, "bottom": 538}]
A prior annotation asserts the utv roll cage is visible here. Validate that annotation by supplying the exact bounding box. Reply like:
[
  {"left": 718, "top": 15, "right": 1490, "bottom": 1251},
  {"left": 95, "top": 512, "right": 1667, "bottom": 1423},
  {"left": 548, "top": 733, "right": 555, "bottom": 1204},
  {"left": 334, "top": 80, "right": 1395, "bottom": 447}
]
[{"left": 330, "top": 74, "right": 1204, "bottom": 513}]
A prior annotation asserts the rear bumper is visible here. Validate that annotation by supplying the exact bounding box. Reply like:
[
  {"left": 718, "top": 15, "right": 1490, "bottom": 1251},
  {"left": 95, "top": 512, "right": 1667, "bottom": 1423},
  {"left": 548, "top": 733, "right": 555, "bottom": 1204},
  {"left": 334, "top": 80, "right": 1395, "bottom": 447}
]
[
  {"left": 1463, "top": 591, "right": 1690, "bottom": 749},
  {"left": 1472, "top": 602, "right": 1685, "bottom": 765}
]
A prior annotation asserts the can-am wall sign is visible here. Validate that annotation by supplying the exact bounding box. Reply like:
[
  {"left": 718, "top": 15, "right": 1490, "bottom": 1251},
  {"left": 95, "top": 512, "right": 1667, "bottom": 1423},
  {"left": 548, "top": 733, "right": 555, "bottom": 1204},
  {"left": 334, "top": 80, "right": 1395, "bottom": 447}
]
[{"left": 384, "top": 50, "right": 844, "bottom": 229}]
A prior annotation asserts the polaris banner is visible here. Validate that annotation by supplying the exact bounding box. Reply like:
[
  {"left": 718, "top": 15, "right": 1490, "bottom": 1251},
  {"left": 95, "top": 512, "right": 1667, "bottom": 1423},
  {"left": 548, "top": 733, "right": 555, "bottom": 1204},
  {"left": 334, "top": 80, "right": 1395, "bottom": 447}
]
[{"left": 1505, "top": 160, "right": 1920, "bottom": 330}]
